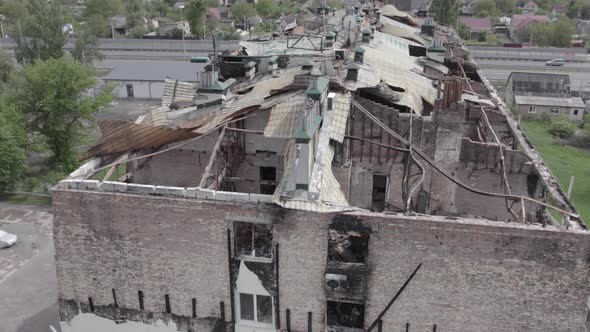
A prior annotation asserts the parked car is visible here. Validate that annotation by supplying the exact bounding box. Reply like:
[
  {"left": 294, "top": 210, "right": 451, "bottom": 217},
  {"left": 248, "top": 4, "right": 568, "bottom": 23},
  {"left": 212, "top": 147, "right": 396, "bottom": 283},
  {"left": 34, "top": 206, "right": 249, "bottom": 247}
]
[
  {"left": 546, "top": 59, "right": 565, "bottom": 66},
  {"left": 0, "top": 230, "right": 17, "bottom": 248}
]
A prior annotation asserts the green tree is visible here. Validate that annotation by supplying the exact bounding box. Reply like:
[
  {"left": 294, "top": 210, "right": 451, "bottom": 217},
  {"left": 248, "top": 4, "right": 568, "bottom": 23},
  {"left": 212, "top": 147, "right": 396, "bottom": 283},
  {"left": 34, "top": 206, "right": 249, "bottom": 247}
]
[
  {"left": 126, "top": 0, "right": 146, "bottom": 30},
  {"left": 7, "top": 57, "right": 114, "bottom": 171},
  {"left": 457, "top": 22, "right": 471, "bottom": 40},
  {"left": 548, "top": 117, "right": 576, "bottom": 138},
  {"left": 475, "top": 0, "right": 498, "bottom": 17},
  {"left": 519, "top": 18, "right": 574, "bottom": 47},
  {"left": 71, "top": 19, "right": 104, "bottom": 64},
  {"left": 0, "top": 98, "right": 26, "bottom": 192},
  {"left": 496, "top": 0, "right": 517, "bottom": 14},
  {"left": 231, "top": 1, "right": 257, "bottom": 22},
  {"left": 0, "top": 48, "right": 14, "bottom": 91},
  {"left": 14, "top": 0, "right": 67, "bottom": 64},
  {"left": 83, "top": 0, "right": 123, "bottom": 19},
  {"left": 430, "top": 0, "right": 459, "bottom": 26},
  {"left": 0, "top": 0, "right": 28, "bottom": 39},
  {"left": 256, "top": 0, "right": 277, "bottom": 18},
  {"left": 186, "top": 0, "right": 206, "bottom": 36}
]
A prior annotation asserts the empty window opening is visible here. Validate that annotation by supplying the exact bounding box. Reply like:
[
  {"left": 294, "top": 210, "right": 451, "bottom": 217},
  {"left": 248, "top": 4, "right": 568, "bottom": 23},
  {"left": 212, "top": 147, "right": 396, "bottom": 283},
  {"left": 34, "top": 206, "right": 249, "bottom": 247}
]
[
  {"left": 528, "top": 106, "right": 536, "bottom": 113},
  {"left": 239, "top": 293, "right": 273, "bottom": 324},
  {"left": 328, "top": 229, "right": 369, "bottom": 263},
  {"left": 550, "top": 107, "right": 560, "bottom": 114},
  {"left": 260, "top": 167, "right": 277, "bottom": 194},
  {"left": 372, "top": 174, "right": 387, "bottom": 212},
  {"left": 235, "top": 222, "right": 272, "bottom": 258},
  {"left": 327, "top": 301, "right": 365, "bottom": 329},
  {"left": 574, "top": 109, "right": 579, "bottom": 115},
  {"left": 126, "top": 83, "right": 134, "bottom": 97}
]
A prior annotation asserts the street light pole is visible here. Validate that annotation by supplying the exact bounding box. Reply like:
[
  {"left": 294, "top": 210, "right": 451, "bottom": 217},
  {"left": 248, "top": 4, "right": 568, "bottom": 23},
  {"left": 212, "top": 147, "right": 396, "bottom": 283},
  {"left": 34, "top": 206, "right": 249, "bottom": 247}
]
[{"left": 179, "top": 5, "right": 186, "bottom": 57}]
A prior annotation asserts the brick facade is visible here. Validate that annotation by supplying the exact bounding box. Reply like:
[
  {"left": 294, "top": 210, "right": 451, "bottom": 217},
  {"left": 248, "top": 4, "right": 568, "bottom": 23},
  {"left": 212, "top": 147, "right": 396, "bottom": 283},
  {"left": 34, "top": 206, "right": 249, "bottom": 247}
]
[{"left": 53, "top": 189, "right": 590, "bottom": 331}]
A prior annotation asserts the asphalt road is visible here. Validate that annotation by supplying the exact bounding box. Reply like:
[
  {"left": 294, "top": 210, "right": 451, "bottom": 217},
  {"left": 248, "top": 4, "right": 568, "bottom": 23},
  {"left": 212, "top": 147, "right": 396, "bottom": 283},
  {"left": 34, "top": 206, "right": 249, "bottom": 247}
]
[
  {"left": 476, "top": 58, "right": 590, "bottom": 88},
  {"left": 0, "top": 203, "right": 60, "bottom": 332}
]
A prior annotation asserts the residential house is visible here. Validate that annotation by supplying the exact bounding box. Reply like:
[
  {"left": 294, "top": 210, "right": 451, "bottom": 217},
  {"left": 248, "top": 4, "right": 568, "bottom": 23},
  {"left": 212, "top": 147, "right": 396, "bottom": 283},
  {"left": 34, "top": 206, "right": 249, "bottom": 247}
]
[
  {"left": 509, "top": 14, "right": 549, "bottom": 40},
  {"left": 459, "top": 17, "right": 492, "bottom": 40},
  {"left": 391, "top": 0, "right": 431, "bottom": 11},
  {"left": 111, "top": 14, "right": 128, "bottom": 36},
  {"left": 459, "top": 0, "right": 478, "bottom": 16},
  {"left": 158, "top": 20, "right": 191, "bottom": 37},
  {"left": 551, "top": 3, "right": 565, "bottom": 16},
  {"left": 518, "top": 0, "right": 539, "bottom": 14},
  {"left": 506, "top": 72, "right": 584, "bottom": 120}
]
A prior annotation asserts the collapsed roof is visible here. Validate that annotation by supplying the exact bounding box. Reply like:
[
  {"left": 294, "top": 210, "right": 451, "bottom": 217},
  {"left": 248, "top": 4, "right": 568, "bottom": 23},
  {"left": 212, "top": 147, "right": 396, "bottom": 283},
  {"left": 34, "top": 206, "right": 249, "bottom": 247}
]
[{"left": 66, "top": 3, "right": 583, "bottom": 230}]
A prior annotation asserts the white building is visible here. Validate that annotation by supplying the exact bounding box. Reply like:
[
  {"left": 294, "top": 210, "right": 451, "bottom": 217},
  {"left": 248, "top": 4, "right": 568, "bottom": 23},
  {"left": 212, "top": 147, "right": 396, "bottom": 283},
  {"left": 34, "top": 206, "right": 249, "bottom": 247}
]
[{"left": 101, "top": 60, "right": 204, "bottom": 99}]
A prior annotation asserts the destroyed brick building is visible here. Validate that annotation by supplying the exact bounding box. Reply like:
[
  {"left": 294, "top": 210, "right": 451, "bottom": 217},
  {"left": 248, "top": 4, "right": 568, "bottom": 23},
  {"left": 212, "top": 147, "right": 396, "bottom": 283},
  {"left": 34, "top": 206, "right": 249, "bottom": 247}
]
[{"left": 52, "top": 3, "right": 590, "bottom": 332}]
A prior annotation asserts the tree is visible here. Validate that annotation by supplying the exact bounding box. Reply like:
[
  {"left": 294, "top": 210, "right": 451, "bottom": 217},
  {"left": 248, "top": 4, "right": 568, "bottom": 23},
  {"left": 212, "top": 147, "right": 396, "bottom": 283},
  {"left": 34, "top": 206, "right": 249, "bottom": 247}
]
[
  {"left": 475, "top": 0, "right": 498, "bottom": 17},
  {"left": 6, "top": 57, "right": 114, "bottom": 171},
  {"left": 186, "top": 0, "right": 206, "bottom": 36},
  {"left": 83, "top": 0, "right": 123, "bottom": 19},
  {"left": 548, "top": 117, "right": 576, "bottom": 138},
  {"left": 256, "top": 0, "right": 277, "bottom": 18},
  {"left": 231, "top": 1, "right": 257, "bottom": 22},
  {"left": 0, "top": 0, "right": 28, "bottom": 39},
  {"left": 0, "top": 48, "right": 14, "bottom": 91},
  {"left": 496, "top": 0, "right": 517, "bottom": 14},
  {"left": 13, "top": 0, "right": 67, "bottom": 64},
  {"left": 0, "top": 98, "right": 26, "bottom": 192},
  {"left": 71, "top": 20, "right": 104, "bottom": 65},
  {"left": 518, "top": 18, "right": 574, "bottom": 47},
  {"left": 430, "top": 0, "right": 459, "bottom": 26},
  {"left": 457, "top": 22, "right": 471, "bottom": 40}
]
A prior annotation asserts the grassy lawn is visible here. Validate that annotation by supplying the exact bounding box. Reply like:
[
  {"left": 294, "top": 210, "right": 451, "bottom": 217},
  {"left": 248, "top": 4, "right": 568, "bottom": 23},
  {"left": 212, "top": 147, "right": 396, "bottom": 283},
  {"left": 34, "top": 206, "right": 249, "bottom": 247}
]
[
  {"left": 521, "top": 120, "right": 590, "bottom": 226},
  {"left": 0, "top": 193, "right": 51, "bottom": 206}
]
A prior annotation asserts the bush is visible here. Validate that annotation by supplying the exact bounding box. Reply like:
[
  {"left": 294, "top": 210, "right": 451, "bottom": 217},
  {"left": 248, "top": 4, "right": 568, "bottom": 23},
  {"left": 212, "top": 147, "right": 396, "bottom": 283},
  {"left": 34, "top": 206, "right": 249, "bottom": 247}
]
[
  {"left": 548, "top": 117, "right": 576, "bottom": 138},
  {"left": 538, "top": 113, "right": 552, "bottom": 124}
]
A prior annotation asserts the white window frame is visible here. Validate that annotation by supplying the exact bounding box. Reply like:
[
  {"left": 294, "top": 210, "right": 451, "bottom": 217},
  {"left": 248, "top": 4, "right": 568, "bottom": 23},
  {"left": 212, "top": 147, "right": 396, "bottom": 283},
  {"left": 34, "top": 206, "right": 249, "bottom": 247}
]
[
  {"left": 528, "top": 106, "right": 536, "bottom": 113},
  {"left": 237, "top": 292, "right": 274, "bottom": 327},
  {"left": 550, "top": 107, "right": 560, "bottom": 114}
]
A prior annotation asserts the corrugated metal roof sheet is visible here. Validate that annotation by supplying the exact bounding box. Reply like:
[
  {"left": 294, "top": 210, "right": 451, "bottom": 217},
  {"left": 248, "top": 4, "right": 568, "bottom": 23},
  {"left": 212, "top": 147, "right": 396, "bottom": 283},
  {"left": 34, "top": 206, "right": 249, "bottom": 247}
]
[
  {"left": 143, "top": 106, "right": 170, "bottom": 126},
  {"left": 80, "top": 120, "right": 200, "bottom": 160},
  {"left": 380, "top": 16, "right": 425, "bottom": 45},
  {"left": 361, "top": 31, "right": 437, "bottom": 114},
  {"left": 264, "top": 92, "right": 307, "bottom": 138},
  {"left": 327, "top": 93, "right": 351, "bottom": 143},
  {"left": 514, "top": 96, "right": 585, "bottom": 108},
  {"left": 162, "top": 78, "right": 196, "bottom": 107},
  {"left": 240, "top": 38, "right": 331, "bottom": 56}
]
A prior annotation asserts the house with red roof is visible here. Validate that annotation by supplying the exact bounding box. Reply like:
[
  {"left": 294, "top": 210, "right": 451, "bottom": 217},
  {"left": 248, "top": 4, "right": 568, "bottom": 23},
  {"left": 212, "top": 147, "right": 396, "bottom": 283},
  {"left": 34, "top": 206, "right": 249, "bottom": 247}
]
[
  {"left": 552, "top": 3, "right": 565, "bottom": 16},
  {"left": 459, "top": 17, "right": 492, "bottom": 40},
  {"left": 509, "top": 14, "right": 549, "bottom": 40}
]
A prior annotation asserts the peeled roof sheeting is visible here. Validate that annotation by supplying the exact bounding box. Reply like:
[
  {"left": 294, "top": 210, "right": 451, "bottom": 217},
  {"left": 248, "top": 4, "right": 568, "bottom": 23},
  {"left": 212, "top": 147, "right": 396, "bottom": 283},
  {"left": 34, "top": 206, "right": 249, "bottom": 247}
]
[
  {"left": 380, "top": 16, "right": 425, "bottom": 45},
  {"left": 240, "top": 38, "right": 329, "bottom": 56},
  {"left": 162, "top": 78, "right": 195, "bottom": 107},
  {"left": 363, "top": 31, "right": 437, "bottom": 113},
  {"left": 264, "top": 93, "right": 307, "bottom": 138},
  {"left": 80, "top": 120, "right": 200, "bottom": 160},
  {"left": 143, "top": 106, "right": 170, "bottom": 126},
  {"left": 327, "top": 93, "right": 351, "bottom": 143}
]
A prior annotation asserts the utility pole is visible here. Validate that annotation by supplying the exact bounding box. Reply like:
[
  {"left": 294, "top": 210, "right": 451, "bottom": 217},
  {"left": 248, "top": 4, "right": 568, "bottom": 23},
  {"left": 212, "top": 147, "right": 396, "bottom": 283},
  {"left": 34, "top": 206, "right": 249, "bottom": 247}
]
[{"left": 179, "top": 5, "right": 186, "bottom": 57}]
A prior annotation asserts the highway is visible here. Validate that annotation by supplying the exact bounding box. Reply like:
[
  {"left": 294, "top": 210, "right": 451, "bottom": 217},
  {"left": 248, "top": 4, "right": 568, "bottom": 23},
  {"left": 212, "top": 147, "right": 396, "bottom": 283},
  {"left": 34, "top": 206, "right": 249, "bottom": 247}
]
[{"left": 475, "top": 58, "right": 590, "bottom": 88}]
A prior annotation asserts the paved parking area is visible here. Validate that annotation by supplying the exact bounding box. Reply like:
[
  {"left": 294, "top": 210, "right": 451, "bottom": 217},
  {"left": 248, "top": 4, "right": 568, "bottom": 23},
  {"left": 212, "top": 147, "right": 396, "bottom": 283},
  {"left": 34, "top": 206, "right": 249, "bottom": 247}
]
[{"left": 0, "top": 203, "right": 60, "bottom": 332}]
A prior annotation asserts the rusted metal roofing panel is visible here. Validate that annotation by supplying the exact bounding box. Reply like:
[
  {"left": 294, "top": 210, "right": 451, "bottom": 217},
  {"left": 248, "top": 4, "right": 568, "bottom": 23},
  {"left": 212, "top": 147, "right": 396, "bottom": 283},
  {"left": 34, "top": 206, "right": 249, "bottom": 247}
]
[{"left": 80, "top": 120, "right": 200, "bottom": 160}]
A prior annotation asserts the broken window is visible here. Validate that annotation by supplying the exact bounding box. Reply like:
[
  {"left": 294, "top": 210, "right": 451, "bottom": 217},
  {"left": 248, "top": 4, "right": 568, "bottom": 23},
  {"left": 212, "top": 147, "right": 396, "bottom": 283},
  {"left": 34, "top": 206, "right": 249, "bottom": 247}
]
[
  {"left": 372, "top": 174, "right": 387, "bottom": 212},
  {"left": 238, "top": 293, "right": 273, "bottom": 324},
  {"left": 328, "top": 229, "right": 369, "bottom": 263},
  {"left": 259, "top": 167, "right": 277, "bottom": 195},
  {"left": 327, "top": 301, "right": 365, "bottom": 329},
  {"left": 235, "top": 222, "right": 273, "bottom": 258},
  {"left": 126, "top": 84, "right": 134, "bottom": 97}
]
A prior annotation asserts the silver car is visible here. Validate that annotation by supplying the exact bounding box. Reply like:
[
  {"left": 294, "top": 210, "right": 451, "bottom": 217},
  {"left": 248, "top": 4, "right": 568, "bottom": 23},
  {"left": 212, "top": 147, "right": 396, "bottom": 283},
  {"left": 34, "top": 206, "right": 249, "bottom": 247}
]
[
  {"left": 0, "top": 230, "right": 17, "bottom": 248},
  {"left": 546, "top": 59, "right": 565, "bottom": 66}
]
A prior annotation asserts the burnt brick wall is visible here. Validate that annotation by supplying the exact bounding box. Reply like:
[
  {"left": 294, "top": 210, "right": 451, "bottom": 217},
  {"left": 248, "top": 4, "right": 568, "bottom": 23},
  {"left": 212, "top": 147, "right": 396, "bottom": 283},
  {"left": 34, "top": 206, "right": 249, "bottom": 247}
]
[{"left": 53, "top": 189, "right": 590, "bottom": 332}]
